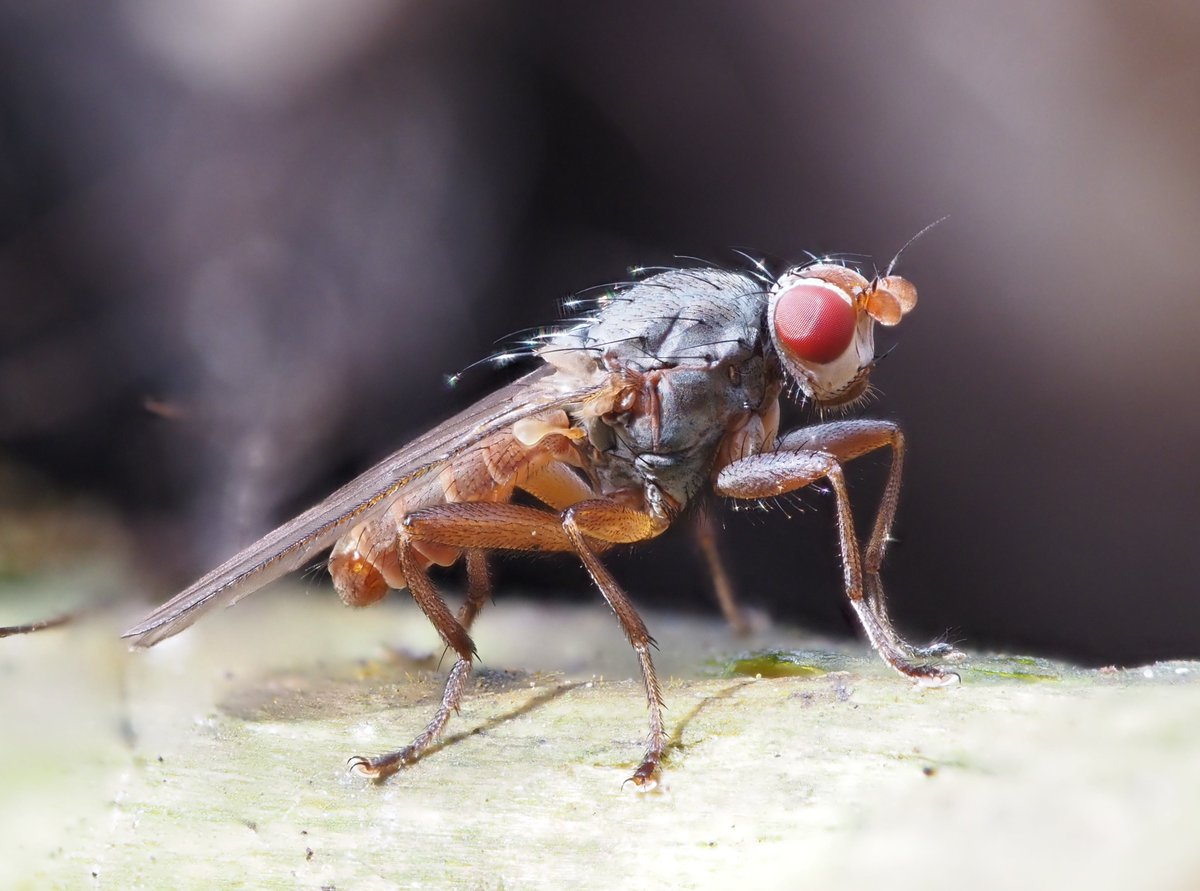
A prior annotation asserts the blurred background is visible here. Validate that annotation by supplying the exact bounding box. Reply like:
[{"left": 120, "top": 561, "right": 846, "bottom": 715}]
[{"left": 1, "top": 0, "right": 1197, "bottom": 664}]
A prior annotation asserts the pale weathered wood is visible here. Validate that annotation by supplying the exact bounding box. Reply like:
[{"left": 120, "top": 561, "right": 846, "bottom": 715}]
[{"left": 2, "top": 578, "right": 1199, "bottom": 890}]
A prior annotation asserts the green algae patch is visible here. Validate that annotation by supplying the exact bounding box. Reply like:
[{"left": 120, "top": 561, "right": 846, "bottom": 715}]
[
  {"left": 959, "top": 654, "right": 1065, "bottom": 683},
  {"left": 718, "top": 649, "right": 850, "bottom": 679}
]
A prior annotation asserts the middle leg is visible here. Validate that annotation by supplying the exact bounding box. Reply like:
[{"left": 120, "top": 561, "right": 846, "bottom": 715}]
[{"left": 692, "top": 509, "right": 757, "bottom": 636}]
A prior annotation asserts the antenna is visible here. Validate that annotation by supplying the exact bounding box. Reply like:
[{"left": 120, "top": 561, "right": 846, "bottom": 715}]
[{"left": 885, "top": 215, "right": 949, "bottom": 277}]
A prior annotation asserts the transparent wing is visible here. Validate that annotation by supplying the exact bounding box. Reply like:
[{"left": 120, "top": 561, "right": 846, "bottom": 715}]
[{"left": 124, "top": 366, "right": 599, "bottom": 647}]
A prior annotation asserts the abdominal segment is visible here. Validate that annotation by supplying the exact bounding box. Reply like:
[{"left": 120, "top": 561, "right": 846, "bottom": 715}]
[{"left": 327, "top": 411, "right": 589, "bottom": 607}]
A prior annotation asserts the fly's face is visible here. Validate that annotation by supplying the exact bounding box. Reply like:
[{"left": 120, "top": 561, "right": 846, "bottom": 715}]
[{"left": 767, "top": 263, "right": 917, "bottom": 407}]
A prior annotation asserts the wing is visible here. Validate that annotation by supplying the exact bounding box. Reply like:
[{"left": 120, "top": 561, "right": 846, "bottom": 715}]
[{"left": 124, "top": 365, "right": 603, "bottom": 647}]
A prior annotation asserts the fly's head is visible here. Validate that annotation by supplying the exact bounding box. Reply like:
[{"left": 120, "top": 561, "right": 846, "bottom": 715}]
[{"left": 767, "top": 262, "right": 917, "bottom": 408}]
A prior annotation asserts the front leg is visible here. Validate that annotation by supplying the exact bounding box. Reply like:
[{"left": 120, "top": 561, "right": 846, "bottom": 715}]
[
  {"left": 779, "top": 422, "right": 963, "bottom": 662},
  {"left": 715, "top": 420, "right": 960, "bottom": 684}
]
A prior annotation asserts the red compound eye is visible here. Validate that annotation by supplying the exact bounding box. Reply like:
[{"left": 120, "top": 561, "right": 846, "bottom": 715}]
[{"left": 772, "top": 282, "right": 858, "bottom": 364}]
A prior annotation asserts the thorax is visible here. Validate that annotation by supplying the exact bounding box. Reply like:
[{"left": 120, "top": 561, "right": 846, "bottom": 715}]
[{"left": 545, "top": 268, "right": 780, "bottom": 508}]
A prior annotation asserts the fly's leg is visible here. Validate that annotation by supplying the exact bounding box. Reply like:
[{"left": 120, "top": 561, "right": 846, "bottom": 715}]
[
  {"left": 401, "top": 498, "right": 670, "bottom": 788},
  {"left": 458, "top": 550, "right": 491, "bottom": 631},
  {"left": 349, "top": 536, "right": 477, "bottom": 780},
  {"left": 777, "top": 421, "right": 961, "bottom": 662},
  {"left": 837, "top": 424, "right": 962, "bottom": 662},
  {"left": 716, "top": 420, "right": 961, "bottom": 684},
  {"left": 561, "top": 500, "right": 667, "bottom": 790},
  {"left": 693, "top": 510, "right": 759, "bottom": 636}
]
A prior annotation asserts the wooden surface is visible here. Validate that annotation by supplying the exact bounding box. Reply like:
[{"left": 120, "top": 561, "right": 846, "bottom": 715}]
[{"left": 3, "top": 575, "right": 1200, "bottom": 890}]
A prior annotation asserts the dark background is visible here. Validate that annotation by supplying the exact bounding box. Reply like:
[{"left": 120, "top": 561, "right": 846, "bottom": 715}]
[{"left": 2, "top": 2, "right": 1197, "bottom": 664}]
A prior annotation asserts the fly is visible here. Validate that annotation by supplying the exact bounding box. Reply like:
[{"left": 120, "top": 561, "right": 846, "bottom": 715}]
[{"left": 124, "top": 251, "right": 964, "bottom": 789}]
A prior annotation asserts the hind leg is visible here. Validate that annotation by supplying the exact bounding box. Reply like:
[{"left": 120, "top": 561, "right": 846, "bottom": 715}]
[{"left": 349, "top": 535, "right": 477, "bottom": 779}]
